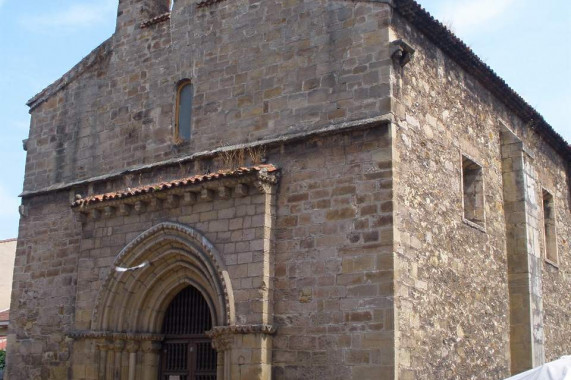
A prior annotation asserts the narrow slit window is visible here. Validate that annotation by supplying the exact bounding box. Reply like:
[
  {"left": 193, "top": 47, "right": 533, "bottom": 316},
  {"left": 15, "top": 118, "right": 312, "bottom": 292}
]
[
  {"left": 462, "top": 156, "right": 484, "bottom": 226},
  {"left": 176, "top": 80, "right": 193, "bottom": 141},
  {"left": 542, "top": 190, "right": 558, "bottom": 265}
]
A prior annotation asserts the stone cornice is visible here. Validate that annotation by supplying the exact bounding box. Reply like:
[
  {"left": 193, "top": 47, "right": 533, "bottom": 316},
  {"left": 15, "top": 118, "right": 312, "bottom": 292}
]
[
  {"left": 71, "top": 165, "right": 280, "bottom": 220},
  {"left": 20, "top": 115, "right": 391, "bottom": 199}
]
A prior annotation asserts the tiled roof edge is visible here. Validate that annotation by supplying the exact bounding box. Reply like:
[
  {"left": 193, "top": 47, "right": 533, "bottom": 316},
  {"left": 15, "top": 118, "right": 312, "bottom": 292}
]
[
  {"left": 26, "top": 38, "right": 113, "bottom": 111},
  {"left": 392, "top": 0, "right": 570, "bottom": 162},
  {"left": 72, "top": 165, "right": 279, "bottom": 208}
]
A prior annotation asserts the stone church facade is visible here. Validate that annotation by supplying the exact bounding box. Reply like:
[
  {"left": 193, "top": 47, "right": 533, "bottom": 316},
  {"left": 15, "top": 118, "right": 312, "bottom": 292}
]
[{"left": 8, "top": 0, "right": 570, "bottom": 379}]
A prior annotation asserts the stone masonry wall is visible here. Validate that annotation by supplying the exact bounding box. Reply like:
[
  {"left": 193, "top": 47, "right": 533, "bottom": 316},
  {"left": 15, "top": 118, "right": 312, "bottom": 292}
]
[
  {"left": 24, "top": 0, "right": 392, "bottom": 193},
  {"left": 8, "top": 192, "right": 81, "bottom": 379},
  {"left": 271, "top": 125, "right": 394, "bottom": 379},
  {"left": 391, "top": 11, "right": 570, "bottom": 380},
  {"left": 11, "top": 124, "right": 394, "bottom": 379}
]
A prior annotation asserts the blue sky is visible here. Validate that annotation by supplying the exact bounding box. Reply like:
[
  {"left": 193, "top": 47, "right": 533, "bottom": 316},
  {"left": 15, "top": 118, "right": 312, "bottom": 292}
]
[{"left": 0, "top": 0, "right": 569, "bottom": 239}]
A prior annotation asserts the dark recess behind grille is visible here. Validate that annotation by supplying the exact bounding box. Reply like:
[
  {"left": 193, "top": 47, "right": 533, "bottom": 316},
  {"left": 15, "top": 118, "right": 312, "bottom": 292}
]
[{"left": 162, "top": 286, "right": 212, "bottom": 335}]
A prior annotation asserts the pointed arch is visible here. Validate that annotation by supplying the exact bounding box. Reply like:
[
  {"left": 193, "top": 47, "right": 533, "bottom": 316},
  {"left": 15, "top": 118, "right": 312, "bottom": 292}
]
[{"left": 92, "top": 222, "right": 235, "bottom": 333}]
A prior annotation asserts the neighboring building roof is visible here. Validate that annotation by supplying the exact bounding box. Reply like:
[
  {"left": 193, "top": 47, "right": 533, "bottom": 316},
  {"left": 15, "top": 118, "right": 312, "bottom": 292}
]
[
  {"left": 25, "top": 0, "right": 570, "bottom": 162},
  {"left": 0, "top": 309, "right": 9, "bottom": 323},
  {"left": 0, "top": 239, "right": 17, "bottom": 244},
  {"left": 72, "top": 165, "right": 278, "bottom": 208}
]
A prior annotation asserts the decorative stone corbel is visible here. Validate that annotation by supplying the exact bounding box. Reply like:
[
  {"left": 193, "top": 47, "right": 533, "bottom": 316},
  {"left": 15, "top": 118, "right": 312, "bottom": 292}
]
[
  {"left": 254, "top": 168, "right": 280, "bottom": 194},
  {"left": 134, "top": 200, "right": 146, "bottom": 214},
  {"left": 201, "top": 188, "right": 214, "bottom": 201},
  {"left": 391, "top": 39, "right": 415, "bottom": 67},
  {"left": 104, "top": 206, "right": 115, "bottom": 218},
  {"left": 234, "top": 184, "right": 249, "bottom": 197},
  {"left": 119, "top": 204, "right": 131, "bottom": 216},
  {"left": 218, "top": 186, "right": 231, "bottom": 199},
  {"left": 182, "top": 191, "right": 197, "bottom": 205},
  {"left": 18, "top": 205, "right": 28, "bottom": 217}
]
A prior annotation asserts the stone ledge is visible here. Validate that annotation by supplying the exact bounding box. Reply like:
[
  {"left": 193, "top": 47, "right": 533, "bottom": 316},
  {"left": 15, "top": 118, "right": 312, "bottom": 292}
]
[
  {"left": 71, "top": 165, "right": 280, "bottom": 220},
  {"left": 68, "top": 330, "right": 164, "bottom": 341},
  {"left": 20, "top": 114, "right": 391, "bottom": 198}
]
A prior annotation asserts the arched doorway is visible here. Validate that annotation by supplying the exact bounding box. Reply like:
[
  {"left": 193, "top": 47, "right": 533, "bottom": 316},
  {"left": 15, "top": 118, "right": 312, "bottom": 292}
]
[{"left": 160, "top": 286, "right": 217, "bottom": 380}]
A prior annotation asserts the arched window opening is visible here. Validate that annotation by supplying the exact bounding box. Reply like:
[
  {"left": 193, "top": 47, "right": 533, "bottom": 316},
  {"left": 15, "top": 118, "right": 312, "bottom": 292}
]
[
  {"left": 175, "top": 80, "right": 193, "bottom": 142},
  {"left": 160, "top": 286, "right": 217, "bottom": 380}
]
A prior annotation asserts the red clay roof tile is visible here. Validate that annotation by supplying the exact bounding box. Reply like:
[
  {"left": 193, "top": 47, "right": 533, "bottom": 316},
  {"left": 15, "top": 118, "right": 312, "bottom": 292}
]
[{"left": 72, "top": 164, "right": 277, "bottom": 208}]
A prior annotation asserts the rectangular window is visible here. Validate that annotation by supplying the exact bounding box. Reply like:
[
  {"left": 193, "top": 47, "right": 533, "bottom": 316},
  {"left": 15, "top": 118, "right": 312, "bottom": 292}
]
[
  {"left": 462, "top": 155, "right": 485, "bottom": 226},
  {"left": 542, "top": 190, "right": 558, "bottom": 265}
]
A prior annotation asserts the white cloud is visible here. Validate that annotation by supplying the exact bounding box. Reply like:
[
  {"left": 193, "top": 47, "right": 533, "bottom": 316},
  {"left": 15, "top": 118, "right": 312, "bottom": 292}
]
[
  {"left": 437, "top": 0, "right": 516, "bottom": 36},
  {"left": 20, "top": 0, "right": 116, "bottom": 30}
]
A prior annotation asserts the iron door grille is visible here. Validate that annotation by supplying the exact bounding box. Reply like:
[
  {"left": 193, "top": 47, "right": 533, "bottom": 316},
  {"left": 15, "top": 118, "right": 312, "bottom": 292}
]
[{"left": 160, "top": 286, "right": 217, "bottom": 380}]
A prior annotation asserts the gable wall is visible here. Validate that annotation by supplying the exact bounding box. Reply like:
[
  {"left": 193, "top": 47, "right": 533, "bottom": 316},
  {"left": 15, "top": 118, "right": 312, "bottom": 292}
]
[{"left": 23, "top": 0, "right": 393, "bottom": 194}]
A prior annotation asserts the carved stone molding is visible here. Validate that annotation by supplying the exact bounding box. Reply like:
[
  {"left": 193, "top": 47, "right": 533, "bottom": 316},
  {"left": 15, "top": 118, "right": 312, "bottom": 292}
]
[
  {"left": 141, "top": 341, "right": 162, "bottom": 354},
  {"left": 140, "top": 12, "right": 170, "bottom": 29},
  {"left": 196, "top": 0, "right": 227, "bottom": 9},
  {"left": 96, "top": 339, "right": 113, "bottom": 352},
  {"left": 126, "top": 341, "right": 140, "bottom": 354},
  {"left": 113, "top": 339, "right": 126, "bottom": 352},
  {"left": 91, "top": 222, "right": 235, "bottom": 327},
  {"left": 71, "top": 165, "right": 280, "bottom": 220},
  {"left": 209, "top": 333, "right": 234, "bottom": 352},
  {"left": 206, "top": 324, "right": 277, "bottom": 352},
  {"left": 68, "top": 330, "right": 164, "bottom": 342}
]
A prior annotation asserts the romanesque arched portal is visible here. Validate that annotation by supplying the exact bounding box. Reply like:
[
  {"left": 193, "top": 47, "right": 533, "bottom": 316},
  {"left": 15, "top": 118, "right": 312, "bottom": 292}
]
[{"left": 82, "top": 222, "right": 235, "bottom": 380}]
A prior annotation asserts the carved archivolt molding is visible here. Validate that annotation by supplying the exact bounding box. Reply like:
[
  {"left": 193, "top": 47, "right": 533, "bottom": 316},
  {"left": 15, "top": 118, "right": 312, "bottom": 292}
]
[{"left": 92, "top": 222, "right": 236, "bottom": 332}]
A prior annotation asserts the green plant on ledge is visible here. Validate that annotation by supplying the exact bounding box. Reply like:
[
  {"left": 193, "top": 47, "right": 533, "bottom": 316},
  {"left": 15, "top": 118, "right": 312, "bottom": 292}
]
[{"left": 0, "top": 349, "right": 5, "bottom": 370}]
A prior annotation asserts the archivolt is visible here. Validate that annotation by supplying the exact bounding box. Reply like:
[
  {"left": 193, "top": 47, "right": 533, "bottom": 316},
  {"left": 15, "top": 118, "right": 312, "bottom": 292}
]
[{"left": 92, "top": 222, "right": 235, "bottom": 332}]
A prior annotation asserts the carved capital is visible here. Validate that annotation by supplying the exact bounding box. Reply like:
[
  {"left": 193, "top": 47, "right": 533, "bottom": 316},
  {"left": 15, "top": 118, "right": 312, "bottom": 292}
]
[
  {"left": 141, "top": 341, "right": 162, "bottom": 354},
  {"left": 96, "top": 339, "right": 113, "bottom": 352},
  {"left": 254, "top": 168, "right": 279, "bottom": 194},
  {"left": 206, "top": 324, "right": 277, "bottom": 352},
  {"left": 207, "top": 331, "right": 234, "bottom": 352},
  {"left": 126, "top": 340, "right": 140, "bottom": 353},
  {"left": 112, "top": 339, "right": 126, "bottom": 352}
]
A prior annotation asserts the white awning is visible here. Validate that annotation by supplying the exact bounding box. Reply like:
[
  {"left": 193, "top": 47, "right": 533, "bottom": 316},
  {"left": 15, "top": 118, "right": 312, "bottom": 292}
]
[{"left": 504, "top": 356, "right": 571, "bottom": 380}]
